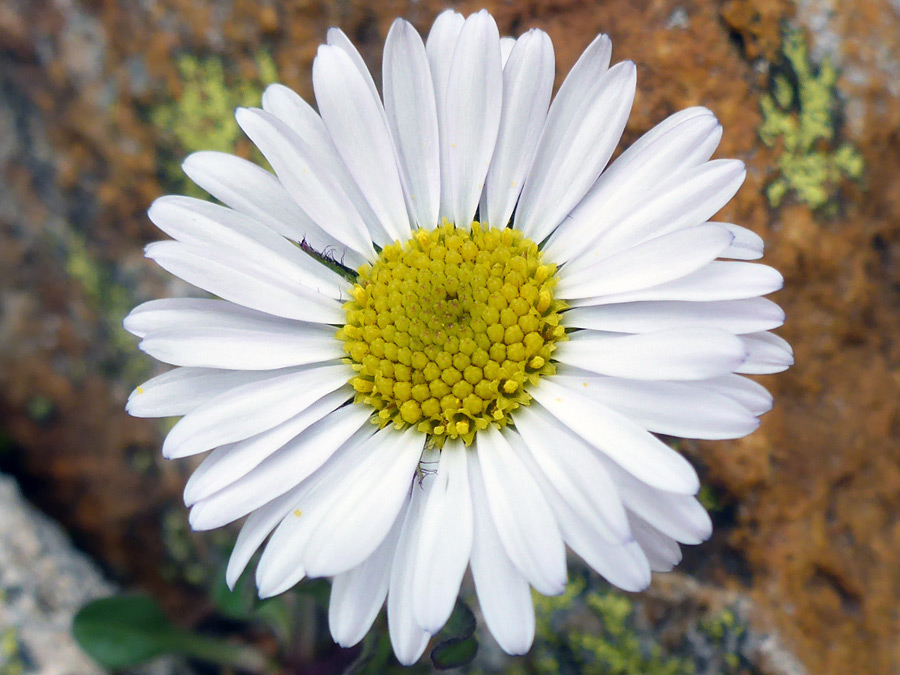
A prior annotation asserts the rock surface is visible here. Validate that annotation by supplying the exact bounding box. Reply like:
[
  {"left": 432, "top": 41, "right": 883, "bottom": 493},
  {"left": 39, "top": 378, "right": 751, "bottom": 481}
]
[{"left": 0, "top": 472, "right": 113, "bottom": 674}]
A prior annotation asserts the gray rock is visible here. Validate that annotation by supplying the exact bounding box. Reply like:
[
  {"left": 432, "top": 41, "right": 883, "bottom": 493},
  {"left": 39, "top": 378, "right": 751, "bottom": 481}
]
[{"left": 0, "top": 472, "right": 113, "bottom": 674}]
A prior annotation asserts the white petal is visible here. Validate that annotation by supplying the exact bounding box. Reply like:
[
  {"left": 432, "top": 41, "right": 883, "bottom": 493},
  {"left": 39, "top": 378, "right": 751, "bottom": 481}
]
[
  {"left": 183, "top": 387, "right": 352, "bottom": 506},
  {"left": 736, "top": 331, "right": 794, "bottom": 374},
  {"left": 145, "top": 241, "right": 344, "bottom": 324},
  {"left": 260, "top": 84, "right": 389, "bottom": 247},
  {"left": 513, "top": 405, "right": 631, "bottom": 544},
  {"left": 255, "top": 432, "right": 376, "bottom": 597},
  {"left": 563, "top": 298, "right": 785, "bottom": 335},
  {"left": 162, "top": 363, "right": 352, "bottom": 459},
  {"left": 326, "top": 27, "right": 381, "bottom": 101},
  {"left": 236, "top": 107, "right": 376, "bottom": 258},
  {"left": 555, "top": 327, "right": 748, "bottom": 381},
  {"left": 599, "top": 458, "right": 712, "bottom": 544},
  {"left": 557, "top": 224, "right": 735, "bottom": 299},
  {"left": 573, "top": 261, "right": 784, "bottom": 306},
  {"left": 545, "top": 107, "right": 722, "bottom": 262},
  {"left": 301, "top": 427, "right": 426, "bottom": 577},
  {"left": 383, "top": 19, "right": 441, "bottom": 230},
  {"left": 188, "top": 404, "right": 371, "bottom": 530},
  {"left": 506, "top": 35, "right": 612, "bottom": 235},
  {"left": 696, "top": 374, "right": 773, "bottom": 416},
  {"left": 426, "top": 10, "right": 465, "bottom": 224},
  {"left": 517, "top": 443, "right": 651, "bottom": 592},
  {"left": 564, "top": 159, "right": 747, "bottom": 274},
  {"left": 629, "top": 514, "right": 682, "bottom": 572},
  {"left": 500, "top": 36, "right": 516, "bottom": 66},
  {"left": 329, "top": 507, "right": 404, "bottom": 648},
  {"left": 225, "top": 486, "right": 307, "bottom": 588},
  {"left": 411, "top": 441, "right": 473, "bottom": 633},
  {"left": 130, "top": 303, "right": 342, "bottom": 371},
  {"left": 531, "top": 378, "right": 700, "bottom": 494},
  {"left": 148, "top": 196, "right": 348, "bottom": 299},
  {"left": 314, "top": 46, "right": 410, "bottom": 243},
  {"left": 554, "top": 371, "right": 760, "bottom": 440},
  {"left": 127, "top": 367, "right": 272, "bottom": 418},
  {"left": 518, "top": 60, "right": 636, "bottom": 242},
  {"left": 716, "top": 222, "right": 765, "bottom": 260},
  {"left": 388, "top": 480, "right": 432, "bottom": 666},
  {"left": 443, "top": 10, "right": 503, "bottom": 227},
  {"left": 476, "top": 427, "right": 567, "bottom": 595},
  {"left": 468, "top": 450, "right": 535, "bottom": 654},
  {"left": 181, "top": 151, "right": 366, "bottom": 270},
  {"left": 480, "top": 29, "right": 554, "bottom": 229}
]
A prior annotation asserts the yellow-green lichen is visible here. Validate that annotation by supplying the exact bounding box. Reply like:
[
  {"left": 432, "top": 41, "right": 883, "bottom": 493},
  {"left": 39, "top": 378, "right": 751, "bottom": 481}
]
[
  {"left": 529, "top": 577, "right": 694, "bottom": 675},
  {"left": 0, "top": 627, "right": 25, "bottom": 675},
  {"left": 150, "top": 51, "right": 278, "bottom": 195},
  {"left": 759, "top": 27, "right": 864, "bottom": 213}
]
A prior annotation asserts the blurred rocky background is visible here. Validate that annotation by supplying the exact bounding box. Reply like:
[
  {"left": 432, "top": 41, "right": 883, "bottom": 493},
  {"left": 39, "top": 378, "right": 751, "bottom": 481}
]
[{"left": 0, "top": 0, "right": 898, "bottom": 672}]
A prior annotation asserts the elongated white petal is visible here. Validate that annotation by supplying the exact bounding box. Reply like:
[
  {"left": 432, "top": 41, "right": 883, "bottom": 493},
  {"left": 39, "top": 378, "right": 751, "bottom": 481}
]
[
  {"left": 127, "top": 368, "right": 273, "bottom": 418},
  {"left": 481, "top": 29, "right": 554, "bottom": 229},
  {"left": 696, "top": 374, "right": 773, "bottom": 416},
  {"left": 255, "top": 431, "right": 376, "bottom": 597},
  {"left": 183, "top": 387, "right": 352, "bottom": 506},
  {"left": 558, "top": 224, "right": 735, "bottom": 299},
  {"left": 565, "top": 159, "right": 747, "bottom": 275},
  {"left": 162, "top": 363, "right": 352, "bottom": 459},
  {"left": 225, "top": 485, "right": 307, "bottom": 588},
  {"left": 531, "top": 378, "right": 699, "bottom": 494},
  {"left": 302, "top": 427, "right": 425, "bottom": 577},
  {"left": 517, "top": 59, "right": 635, "bottom": 242},
  {"left": 426, "top": 10, "right": 466, "bottom": 223},
  {"left": 545, "top": 108, "right": 721, "bottom": 262},
  {"left": 383, "top": 19, "right": 441, "bottom": 230},
  {"left": 145, "top": 241, "right": 344, "bottom": 324},
  {"left": 236, "top": 107, "right": 376, "bottom": 258},
  {"left": 136, "top": 318, "right": 341, "bottom": 371},
  {"left": 514, "top": 405, "right": 630, "bottom": 544},
  {"left": 181, "top": 152, "right": 366, "bottom": 270},
  {"left": 716, "top": 222, "right": 764, "bottom": 260},
  {"left": 563, "top": 298, "right": 785, "bottom": 335},
  {"left": 412, "top": 442, "right": 473, "bottom": 633},
  {"left": 443, "top": 10, "right": 502, "bottom": 227},
  {"left": 330, "top": 507, "right": 403, "bottom": 648},
  {"left": 388, "top": 479, "right": 432, "bottom": 666},
  {"left": 500, "top": 36, "right": 516, "bottom": 65},
  {"left": 516, "top": 443, "right": 651, "bottom": 592},
  {"left": 573, "top": 261, "right": 784, "bottom": 307},
  {"left": 468, "top": 451, "right": 535, "bottom": 654},
  {"left": 598, "top": 457, "right": 711, "bottom": 544},
  {"left": 314, "top": 46, "right": 410, "bottom": 243},
  {"left": 326, "top": 27, "right": 381, "bottom": 102},
  {"left": 736, "top": 331, "right": 794, "bottom": 374},
  {"left": 260, "top": 84, "right": 389, "bottom": 246},
  {"left": 476, "top": 427, "right": 566, "bottom": 595},
  {"left": 554, "top": 372, "right": 760, "bottom": 440},
  {"left": 148, "top": 196, "right": 349, "bottom": 298},
  {"left": 188, "top": 404, "right": 371, "bottom": 530},
  {"left": 629, "top": 514, "right": 682, "bottom": 572},
  {"left": 555, "top": 327, "right": 747, "bottom": 381}
]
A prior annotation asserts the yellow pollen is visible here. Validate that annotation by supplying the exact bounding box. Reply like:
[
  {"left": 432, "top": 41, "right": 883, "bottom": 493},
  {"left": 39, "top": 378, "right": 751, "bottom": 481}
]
[{"left": 336, "top": 221, "right": 566, "bottom": 446}]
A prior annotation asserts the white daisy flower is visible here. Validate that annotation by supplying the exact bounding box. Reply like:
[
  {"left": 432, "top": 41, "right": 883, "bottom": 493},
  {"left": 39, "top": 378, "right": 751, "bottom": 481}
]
[{"left": 126, "top": 8, "right": 792, "bottom": 664}]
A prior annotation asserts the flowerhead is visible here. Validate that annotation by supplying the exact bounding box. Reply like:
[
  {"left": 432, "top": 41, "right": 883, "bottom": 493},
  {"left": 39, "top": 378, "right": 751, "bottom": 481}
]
[{"left": 126, "top": 8, "right": 791, "bottom": 664}]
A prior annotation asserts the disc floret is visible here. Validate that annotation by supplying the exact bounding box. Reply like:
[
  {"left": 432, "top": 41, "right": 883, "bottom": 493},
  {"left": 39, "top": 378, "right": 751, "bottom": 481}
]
[{"left": 337, "top": 222, "right": 565, "bottom": 445}]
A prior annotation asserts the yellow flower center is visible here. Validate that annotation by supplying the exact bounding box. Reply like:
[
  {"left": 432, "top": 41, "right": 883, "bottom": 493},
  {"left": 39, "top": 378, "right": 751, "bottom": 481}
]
[{"left": 337, "top": 222, "right": 566, "bottom": 445}]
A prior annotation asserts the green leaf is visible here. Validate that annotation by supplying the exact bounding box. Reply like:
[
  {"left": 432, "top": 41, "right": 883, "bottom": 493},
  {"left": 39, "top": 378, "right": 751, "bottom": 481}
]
[
  {"left": 73, "top": 595, "right": 177, "bottom": 668},
  {"left": 429, "top": 601, "right": 478, "bottom": 670},
  {"left": 431, "top": 636, "right": 478, "bottom": 670},
  {"left": 73, "top": 594, "right": 271, "bottom": 671}
]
